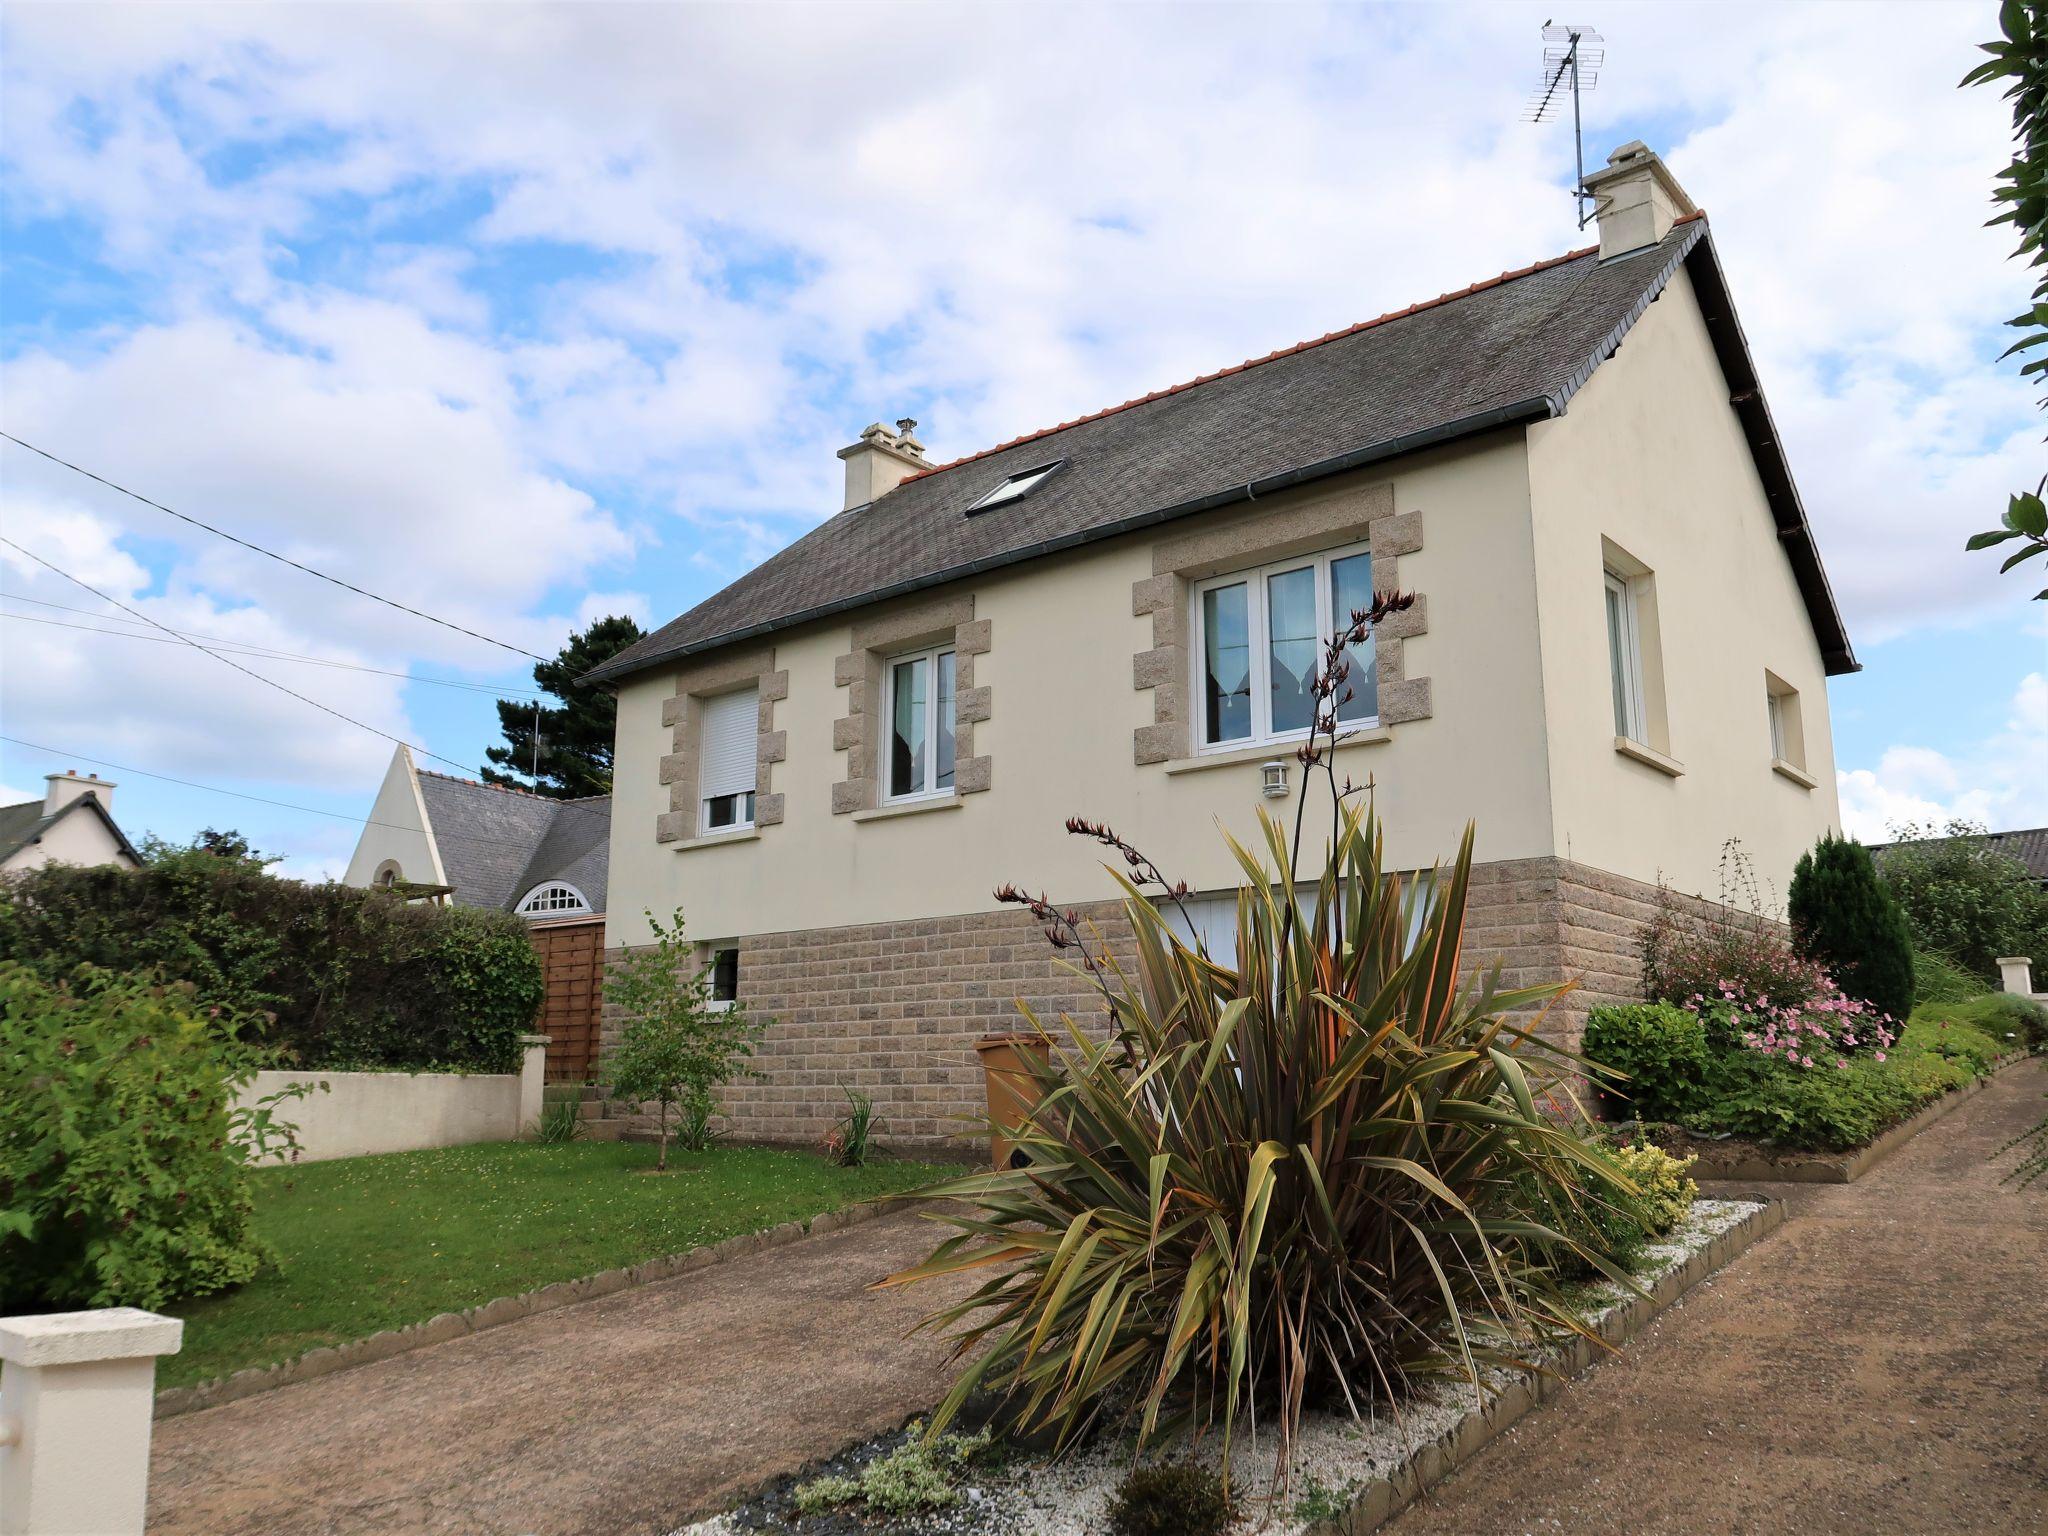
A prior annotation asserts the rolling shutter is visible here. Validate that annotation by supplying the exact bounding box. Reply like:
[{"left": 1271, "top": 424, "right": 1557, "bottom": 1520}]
[{"left": 699, "top": 689, "right": 757, "bottom": 803}]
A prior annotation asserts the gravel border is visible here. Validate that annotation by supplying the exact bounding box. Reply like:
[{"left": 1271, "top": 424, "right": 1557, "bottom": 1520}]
[
  {"left": 1671, "top": 1056, "right": 2025, "bottom": 1184},
  {"left": 153, "top": 1195, "right": 919, "bottom": 1420},
  {"left": 674, "top": 1197, "right": 1781, "bottom": 1536}
]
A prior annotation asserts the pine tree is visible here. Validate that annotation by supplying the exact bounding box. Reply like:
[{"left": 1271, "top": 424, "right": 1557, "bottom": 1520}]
[
  {"left": 1789, "top": 832, "right": 1917, "bottom": 1028},
  {"left": 481, "top": 614, "right": 644, "bottom": 799}
]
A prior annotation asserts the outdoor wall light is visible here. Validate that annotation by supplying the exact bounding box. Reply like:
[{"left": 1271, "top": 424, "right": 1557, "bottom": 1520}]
[{"left": 1260, "top": 759, "right": 1289, "bottom": 798}]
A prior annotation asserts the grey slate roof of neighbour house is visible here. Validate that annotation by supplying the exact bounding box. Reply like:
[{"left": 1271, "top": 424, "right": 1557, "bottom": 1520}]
[
  {"left": 0, "top": 791, "right": 141, "bottom": 867},
  {"left": 1871, "top": 826, "right": 2048, "bottom": 887},
  {"left": 414, "top": 770, "right": 611, "bottom": 913},
  {"left": 590, "top": 214, "right": 1856, "bottom": 686}
]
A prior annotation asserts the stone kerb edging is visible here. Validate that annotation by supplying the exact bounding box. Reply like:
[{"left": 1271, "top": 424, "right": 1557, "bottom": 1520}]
[
  {"left": 153, "top": 1195, "right": 922, "bottom": 1421},
  {"left": 1318, "top": 1198, "right": 1786, "bottom": 1535},
  {"left": 1680, "top": 1055, "right": 2031, "bottom": 1186}
]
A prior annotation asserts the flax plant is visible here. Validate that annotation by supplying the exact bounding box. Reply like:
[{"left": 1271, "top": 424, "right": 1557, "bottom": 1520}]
[{"left": 880, "top": 589, "right": 1639, "bottom": 1478}]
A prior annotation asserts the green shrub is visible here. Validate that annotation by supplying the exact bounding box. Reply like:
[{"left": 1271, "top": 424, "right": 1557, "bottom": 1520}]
[
  {"left": 887, "top": 803, "right": 1633, "bottom": 1463},
  {"left": 1790, "top": 834, "right": 1916, "bottom": 1024},
  {"left": 0, "top": 855, "right": 542, "bottom": 1071},
  {"left": 1583, "top": 1002, "right": 1714, "bottom": 1121},
  {"left": 790, "top": 1424, "right": 991, "bottom": 1517},
  {"left": 1109, "top": 1463, "right": 1231, "bottom": 1536},
  {"left": 1913, "top": 947, "right": 1991, "bottom": 1006},
  {"left": 1877, "top": 820, "right": 2048, "bottom": 983},
  {"left": 0, "top": 964, "right": 298, "bottom": 1310},
  {"left": 824, "top": 1086, "right": 880, "bottom": 1167},
  {"left": 1517, "top": 1135, "right": 1697, "bottom": 1281},
  {"left": 1941, "top": 992, "right": 2047, "bottom": 1053}
]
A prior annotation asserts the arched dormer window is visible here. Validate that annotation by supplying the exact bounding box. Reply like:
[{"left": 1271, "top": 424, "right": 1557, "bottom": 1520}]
[
  {"left": 373, "top": 860, "right": 402, "bottom": 890},
  {"left": 516, "top": 881, "right": 593, "bottom": 917}
]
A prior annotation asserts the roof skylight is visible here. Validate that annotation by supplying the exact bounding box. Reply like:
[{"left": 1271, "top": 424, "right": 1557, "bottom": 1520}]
[{"left": 965, "top": 460, "right": 1063, "bottom": 514}]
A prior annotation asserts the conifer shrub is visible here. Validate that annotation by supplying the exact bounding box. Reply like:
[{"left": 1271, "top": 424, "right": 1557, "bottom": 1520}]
[
  {"left": 1789, "top": 833, "right": 1916, "bottom": 1026},
  {"left": 1108, "top": 1463, "right": 1231, "bottom": 1536}
]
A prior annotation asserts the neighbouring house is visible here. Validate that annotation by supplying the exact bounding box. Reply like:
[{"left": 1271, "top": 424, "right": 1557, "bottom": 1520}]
[
  {"left": 343, "top": 744, "right": 611, "bottom": 1081},
  {"left": 585, "top": 141, "right": 1856, "bottom": 1149},
  {"left": 0, "top": 770, "right": 141, "bottom": 874}
]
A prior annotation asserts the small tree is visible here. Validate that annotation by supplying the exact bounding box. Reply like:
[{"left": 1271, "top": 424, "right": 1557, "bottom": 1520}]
[
  {"left": 602, "top": 909, "right": 766, "bottom": 1171},
  {"left": 1789, "top": 833, "right": 1917, "bottom": 1026}
]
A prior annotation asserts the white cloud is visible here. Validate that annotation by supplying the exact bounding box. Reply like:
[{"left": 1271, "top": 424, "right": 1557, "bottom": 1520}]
[
  {"left": 1838, "top": 673, "right": 2048, "bottom": 840},
  {"left": 0, "top": 0, "right": 2039, "bottom": 832}
]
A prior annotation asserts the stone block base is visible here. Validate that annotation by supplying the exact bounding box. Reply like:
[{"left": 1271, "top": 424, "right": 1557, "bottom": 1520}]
[{"left": 601, "top": 858, "right": 1717, "bottom": 1149}]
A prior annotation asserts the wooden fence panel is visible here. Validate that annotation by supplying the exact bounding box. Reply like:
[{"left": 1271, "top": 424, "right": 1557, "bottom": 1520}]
[{"left": 529, "top": 918, "right": 605, "bottom": 1082}]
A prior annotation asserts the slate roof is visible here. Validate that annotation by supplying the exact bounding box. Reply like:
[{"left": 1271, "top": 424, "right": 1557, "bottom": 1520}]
[
  {"left": 1872, "top": 826, "right": 2048, "bottom": 886},
  {"left": 591, "top": 214, "right": 1855, "bottom": 685},
  {"left": 414, "top": 771, "right": 611, "bottom": 913},
  {"left": 0, "top": 791, "right": 140, "bottom": 867}
]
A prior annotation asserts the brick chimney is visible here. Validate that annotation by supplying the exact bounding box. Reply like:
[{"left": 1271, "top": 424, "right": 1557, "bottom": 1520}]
[
  {"left": 836, "top": 419, "right": 928, "bottom": 511},
  {"left": 44, "top": 769, "right": 114, "bottom": 815},
  {"left": 1582, "top": 141, "right": 1697, "bottom": 261}
]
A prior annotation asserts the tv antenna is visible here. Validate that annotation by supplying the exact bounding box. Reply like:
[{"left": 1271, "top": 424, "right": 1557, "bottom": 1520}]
[{"left": 1524, "top": 22, "right": 1604, "bottom": 228}]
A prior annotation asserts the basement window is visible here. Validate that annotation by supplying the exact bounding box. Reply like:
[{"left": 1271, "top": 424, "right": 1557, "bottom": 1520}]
[
  {"left": 708, "top": 945, "right": 739, "bottom": 1008},
  {"left": 965, "top": 460, "right": 1063, "bottom": 514}
]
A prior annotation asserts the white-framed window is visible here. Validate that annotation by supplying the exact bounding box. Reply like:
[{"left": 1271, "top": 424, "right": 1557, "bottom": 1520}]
[
  {"left": 1604, "top": 570, "right": 1646, "bottom": 744},
  {"left": 516, "top": 881, "right": 593, "bottom": 917},
  {"left": 1766, "top": 689, "right": 1786, "bottom": 760},
  {"left": 884, "top": 645, "right": 957, "bottom": 800},
  {"left": 1191, "top": 543, "right": 1376, "bottom": 752},
  {"left": 707, "top": 945, "right": 739, "bottom": 1009},
  {"left": 698, "top": 687, "right": 759, "bottom": 832},
  {"left": 966, "top": 460, "right": 1063, "bottom": 513}
]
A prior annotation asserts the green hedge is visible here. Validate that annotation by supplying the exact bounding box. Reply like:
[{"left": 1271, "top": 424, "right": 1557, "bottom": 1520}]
[{"left": 0, "top": 852, "right": 543, "bottom": 1071}]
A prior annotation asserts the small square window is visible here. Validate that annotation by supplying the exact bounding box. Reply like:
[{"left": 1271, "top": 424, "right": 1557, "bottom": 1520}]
[
  {"left": 709, "top": 946, "right": 739, "bottom": 1005},
  {"left": 965, "top": 460, "right": 1063, "bottom": 513}
]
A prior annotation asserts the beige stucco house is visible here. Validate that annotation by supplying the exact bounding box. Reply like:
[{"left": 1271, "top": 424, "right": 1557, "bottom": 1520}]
[
  {"left": 0, "top": 770, "right": 141, "bottom": 874},
  {"left": 587, "top": 143, "right": 1856, "bottom": 1146}
]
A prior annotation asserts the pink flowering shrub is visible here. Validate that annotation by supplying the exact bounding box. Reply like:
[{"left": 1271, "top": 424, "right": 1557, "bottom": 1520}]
[{"left": 1642, "top": 840, "right": 1894, "bottom": 1063}]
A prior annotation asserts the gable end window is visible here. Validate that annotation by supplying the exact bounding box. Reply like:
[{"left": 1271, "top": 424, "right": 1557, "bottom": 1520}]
[
  {"left": 966, "top": 460, "right": 1063, "bottom": 514},
  {"left": 1604, "top": 569, "right": 1647, "bottom": 744},
  {"left": 517, "top": 881, "right": 592, "bottom": 916},
  {"left": 699, "top": 687, "right": 759, "bottom": 831},
  {"left": 886, "top": 645, "right": 957, "bottom": 800},
  {"left": 1191, "top": 544, "right": 1376, "bottom": 751}
]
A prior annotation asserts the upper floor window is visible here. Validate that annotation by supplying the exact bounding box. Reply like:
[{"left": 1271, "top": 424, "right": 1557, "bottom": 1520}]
[
  {"left": 886, "top": 645, "right": 956, "bottom": 799},
  {"left": 1192, "top": 543, "right": 1376, "bottom": 751},
  {"left": 517, "top": 881, "right": 592, "bottom": 916},
  {"left": 699, "top": 687, "right": 758, "bottom": 832},
  {"left": 1604, "top": 569, "right": 1646, "bottom": 744}
]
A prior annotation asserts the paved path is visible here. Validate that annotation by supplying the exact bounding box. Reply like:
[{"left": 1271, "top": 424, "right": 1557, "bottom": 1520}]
[
  {"left": 148, "top": 1207, "right": 974, "bottom": 1536},
  {"left": 1387, "top": 1060, "right": 2048, "bottom": 1536},
  {"left": 152, "top": 1068, "right": 2048, "bottom": 1536}
]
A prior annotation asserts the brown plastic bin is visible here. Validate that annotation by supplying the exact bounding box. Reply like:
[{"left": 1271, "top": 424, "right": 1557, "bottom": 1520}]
[{"left": 973, "top": 1033, "right": 1050, "bottom": 1170}]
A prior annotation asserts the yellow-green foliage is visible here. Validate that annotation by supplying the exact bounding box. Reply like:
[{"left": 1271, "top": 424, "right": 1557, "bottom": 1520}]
[
  {"left": 1608, "top": 1138, "right": 1697, "bottom": 1236},
  {"left": 791, "top": 1424, "right": 992, "bottom": 1517}
]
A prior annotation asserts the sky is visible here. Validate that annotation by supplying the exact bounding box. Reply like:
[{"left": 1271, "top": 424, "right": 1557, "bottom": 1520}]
[{"left": 1, "top": 0, "right": 2042, "bottom": 882}]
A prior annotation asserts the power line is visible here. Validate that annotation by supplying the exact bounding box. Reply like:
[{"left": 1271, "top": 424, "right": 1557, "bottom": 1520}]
[
  {"left": 0, "top": 533, "right": 492, "bottom": 779},
  {"left": 0, "top": 733, "right": 608, "bottom": 855},
  {"left": 0, "top": 430, "right": 548, "bottom": 662},
  {"left": 2, "top": 543, "right": 614, "bottom": 834},
  {"left": 1, "top": 606, "right": 544, "bottom": 700}
]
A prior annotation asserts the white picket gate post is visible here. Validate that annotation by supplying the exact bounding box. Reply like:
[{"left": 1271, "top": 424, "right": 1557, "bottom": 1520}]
[
  {"left": 0, "top": 1308, "right": 182, "bottom": 1536},
  {"left": 1996, "top": 956, "right": 2035, "bottom": 998}
]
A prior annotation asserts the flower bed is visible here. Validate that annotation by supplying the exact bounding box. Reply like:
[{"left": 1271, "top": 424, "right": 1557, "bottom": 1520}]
[{"left": 672, "top": 1198, "right": 1773, "bottom": 1536}]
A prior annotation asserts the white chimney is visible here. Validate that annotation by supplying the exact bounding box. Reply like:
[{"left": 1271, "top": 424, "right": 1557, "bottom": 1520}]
[
  {"left": 1581, "top": 141, "right": 1697, "bottom": 261},
  {"left": 836, "top": 419, "right": 928, "bottom": 511},
  {"left": 44, "top": 769, "right": 114, "bottom": 815}
]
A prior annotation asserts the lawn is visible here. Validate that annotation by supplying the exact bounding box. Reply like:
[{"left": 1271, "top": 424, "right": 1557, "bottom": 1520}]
[{"left": 161, "top": 1139, "right": 964, "bottom": 1390}]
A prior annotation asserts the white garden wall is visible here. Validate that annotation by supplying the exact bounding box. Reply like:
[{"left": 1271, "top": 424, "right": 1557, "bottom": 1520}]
[{"left": 238, "top": 1035, "right": 547, "bottom": 1163}]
